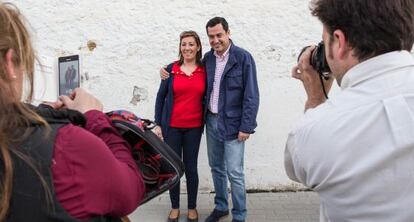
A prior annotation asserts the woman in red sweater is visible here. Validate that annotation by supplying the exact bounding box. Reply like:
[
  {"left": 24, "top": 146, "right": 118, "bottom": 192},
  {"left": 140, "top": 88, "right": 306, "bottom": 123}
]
[{"left": 154, "top": 31, "right": 206, "bottom": 222}]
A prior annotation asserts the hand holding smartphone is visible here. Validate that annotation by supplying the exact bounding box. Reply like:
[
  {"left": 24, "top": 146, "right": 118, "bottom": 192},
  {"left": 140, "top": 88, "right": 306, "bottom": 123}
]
[{"left": 58, "top": 55, "right": 79, "bottom": 96}]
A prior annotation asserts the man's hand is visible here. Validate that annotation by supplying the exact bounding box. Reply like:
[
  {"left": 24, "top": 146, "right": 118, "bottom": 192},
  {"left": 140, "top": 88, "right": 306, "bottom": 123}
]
[
  {"left": 292, "top": 46, "right": 334, "bottom": 111},
  {"left": 160, "top": 66, "right": 170, "bottom": 80},
  {"left": 238, "top": 131, "right": 250, "bottom": 142},
  {"left": 59, "top": 88, "right": 103, "bottom": 114}
]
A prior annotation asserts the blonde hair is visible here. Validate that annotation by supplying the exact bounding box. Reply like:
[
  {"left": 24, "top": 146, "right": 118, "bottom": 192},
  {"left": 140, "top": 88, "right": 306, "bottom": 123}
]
[{"left": 0, "top": 2, "right": 50, "bottom": 220}]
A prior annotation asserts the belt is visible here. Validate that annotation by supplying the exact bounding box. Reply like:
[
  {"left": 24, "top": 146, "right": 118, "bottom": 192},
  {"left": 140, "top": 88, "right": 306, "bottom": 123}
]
[{"left": 208, "top": 110, "right": 218, "bottom": 115}]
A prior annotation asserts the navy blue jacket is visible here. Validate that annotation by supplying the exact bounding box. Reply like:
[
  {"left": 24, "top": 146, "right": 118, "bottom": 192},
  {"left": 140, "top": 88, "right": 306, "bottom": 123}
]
[
  {"left": 204, "top": 42, "right": 259, "bottom": 141},
  {"left": 154, "top": 63, "right": 174, "bottom": 138}
]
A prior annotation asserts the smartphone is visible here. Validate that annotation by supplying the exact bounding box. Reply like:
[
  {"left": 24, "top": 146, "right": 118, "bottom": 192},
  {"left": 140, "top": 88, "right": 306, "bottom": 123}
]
[{"left": 58, "top": 55, "right": 80, "bottom": 96}]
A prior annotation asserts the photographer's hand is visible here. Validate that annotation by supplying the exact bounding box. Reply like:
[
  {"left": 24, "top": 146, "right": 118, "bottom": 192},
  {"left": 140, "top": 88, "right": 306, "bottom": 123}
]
[
  {"left": 59, "top": 88, "right": 103, "bottom": 114},
  {"left": 293, "top": 46, "right": 334, "bottom": 111}
]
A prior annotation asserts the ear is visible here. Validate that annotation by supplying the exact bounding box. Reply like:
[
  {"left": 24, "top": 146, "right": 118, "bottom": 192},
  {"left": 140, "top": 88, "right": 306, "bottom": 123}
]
[
  {"left": 4, "top": 49, "right": 17, "bottom": 79},
  {"left": 333, "top": 29, "right": 352, "bottom": 60}
]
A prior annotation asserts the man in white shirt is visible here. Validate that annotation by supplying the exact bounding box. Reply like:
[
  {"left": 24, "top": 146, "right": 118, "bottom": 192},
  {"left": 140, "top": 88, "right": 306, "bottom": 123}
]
[{"left": 285, "top": 0, "right": 414, "bottom": 221}]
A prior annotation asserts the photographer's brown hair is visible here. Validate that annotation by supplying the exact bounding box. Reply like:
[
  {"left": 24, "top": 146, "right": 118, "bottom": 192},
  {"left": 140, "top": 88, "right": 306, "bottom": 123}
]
[{"left": 311, "top": 0, "right": 414, "bottom": 61}]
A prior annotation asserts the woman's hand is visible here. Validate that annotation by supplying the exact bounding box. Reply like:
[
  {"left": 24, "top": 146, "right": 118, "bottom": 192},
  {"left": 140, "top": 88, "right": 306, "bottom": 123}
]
[
  {"left": 153, "top": 125, "right": 164, "bottom": 141},
  {"left": 42, "top": 100, "right": 65, "bottom": 109},
  {"left": 59, "top": 88, "right": 103, "bottom": 113}
]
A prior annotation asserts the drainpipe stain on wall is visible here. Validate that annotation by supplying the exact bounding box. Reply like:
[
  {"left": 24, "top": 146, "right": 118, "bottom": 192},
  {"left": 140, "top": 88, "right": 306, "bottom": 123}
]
[{"left": 130, "top": 86, "right": 148, "bottom": 105}]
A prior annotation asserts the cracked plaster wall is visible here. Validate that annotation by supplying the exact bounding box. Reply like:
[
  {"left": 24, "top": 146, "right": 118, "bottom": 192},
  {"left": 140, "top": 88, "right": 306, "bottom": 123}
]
[{"left": 11, "top": 0, "right": 329, "bottom": 191}]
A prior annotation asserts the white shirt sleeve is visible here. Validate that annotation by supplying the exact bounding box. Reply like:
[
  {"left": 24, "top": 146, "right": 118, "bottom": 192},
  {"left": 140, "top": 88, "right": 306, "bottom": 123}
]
[{"left": 284, "top": 132, "right": 307, "bottom": 185}]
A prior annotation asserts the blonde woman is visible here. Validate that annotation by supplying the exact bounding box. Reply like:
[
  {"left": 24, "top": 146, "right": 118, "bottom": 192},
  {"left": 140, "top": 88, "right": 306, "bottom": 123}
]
[
  {"left": 0, "top": 3, "right": 144, "bottom": 221},
  {"left": 154, "top": 31, "right": 206, "bottom": 222}
]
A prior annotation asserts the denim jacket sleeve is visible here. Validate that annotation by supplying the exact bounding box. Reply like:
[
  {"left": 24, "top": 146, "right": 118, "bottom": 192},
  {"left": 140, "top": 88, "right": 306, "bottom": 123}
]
[{"left": 239, "top": 53, "right": 259, "bottom": 133}]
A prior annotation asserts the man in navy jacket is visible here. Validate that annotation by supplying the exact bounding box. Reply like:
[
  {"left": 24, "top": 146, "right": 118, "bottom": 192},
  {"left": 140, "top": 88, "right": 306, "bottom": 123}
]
[{"left": 203, "top": 17, "right": 259, "bottom": 222}]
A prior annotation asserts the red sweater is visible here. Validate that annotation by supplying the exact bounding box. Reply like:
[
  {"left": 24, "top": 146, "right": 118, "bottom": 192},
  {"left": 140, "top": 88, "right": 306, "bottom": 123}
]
[
  {"left": 51, "top": 110, "right": 145, "bottom": 220},
  {"left": 170, "top": 62, "right": 206, "bottom": 128}
]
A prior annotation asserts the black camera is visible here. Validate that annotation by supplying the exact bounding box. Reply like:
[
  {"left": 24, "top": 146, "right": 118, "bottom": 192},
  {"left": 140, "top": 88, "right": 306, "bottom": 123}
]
[{"left": 298, "top": 41, "right": 331, "bottom": 78}]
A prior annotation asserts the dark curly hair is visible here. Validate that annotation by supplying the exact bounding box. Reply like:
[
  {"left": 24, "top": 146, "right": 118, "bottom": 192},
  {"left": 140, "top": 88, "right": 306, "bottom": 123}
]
[{"left": 311, "top": 0, "right": 414, "bottom": 61}]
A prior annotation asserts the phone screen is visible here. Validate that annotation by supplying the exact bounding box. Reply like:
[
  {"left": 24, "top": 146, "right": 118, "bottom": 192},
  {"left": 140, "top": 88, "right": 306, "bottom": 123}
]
[{"left": 58, "top": 55, "right": 79, "bottom": 96}]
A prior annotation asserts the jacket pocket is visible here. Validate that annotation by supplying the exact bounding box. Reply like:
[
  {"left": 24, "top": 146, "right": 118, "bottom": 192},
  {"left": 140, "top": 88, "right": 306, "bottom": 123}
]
[
  {"left": 226, "top": 71, "right": 243, "bottom": 89},
  {"left": 225, "top": 109, "right": 242, "bottom": 136}
]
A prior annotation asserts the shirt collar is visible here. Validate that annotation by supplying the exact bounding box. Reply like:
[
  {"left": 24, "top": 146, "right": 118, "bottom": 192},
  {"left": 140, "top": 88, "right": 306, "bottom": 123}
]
[
  {"left": 171, "top": 61, "right": 204, "bottom": 76},
  {"left": 340, "top": 50, "right": 414, "bottom": 90},
  {"left": 214, "top": 43, "right": 232, "bottom": 59}
]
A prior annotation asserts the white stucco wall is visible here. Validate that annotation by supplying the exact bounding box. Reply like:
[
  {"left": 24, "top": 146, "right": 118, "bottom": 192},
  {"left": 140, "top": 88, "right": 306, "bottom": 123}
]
[{"left": 10, "top": 0, "right": 328, "bottom": 191}]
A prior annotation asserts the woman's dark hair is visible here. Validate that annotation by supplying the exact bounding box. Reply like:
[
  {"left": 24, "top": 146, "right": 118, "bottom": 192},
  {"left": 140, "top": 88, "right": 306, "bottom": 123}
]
[
  {"left": 178, "top": 31, "right": 203, "bottom": 67},
  {"left": 311, "top": 0, "right": 414, "bottom": 61},
  {"left": 205, "top": 17, "right": 229, "bottom": 33}
]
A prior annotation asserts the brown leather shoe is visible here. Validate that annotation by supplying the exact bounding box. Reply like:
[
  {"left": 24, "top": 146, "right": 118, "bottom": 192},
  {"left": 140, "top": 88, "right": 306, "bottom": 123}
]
[
  {"left": 187, "top": 209, "right": 198, "bottom": 222},
  {"left": 167, "top": 209, "right": 180, "bottom": 222}
]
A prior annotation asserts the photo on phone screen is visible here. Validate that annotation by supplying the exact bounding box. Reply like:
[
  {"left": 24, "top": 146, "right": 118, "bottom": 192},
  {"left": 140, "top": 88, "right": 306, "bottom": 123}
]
[{"left": 58, "top": 55, "right": 79, "bottom": 96}]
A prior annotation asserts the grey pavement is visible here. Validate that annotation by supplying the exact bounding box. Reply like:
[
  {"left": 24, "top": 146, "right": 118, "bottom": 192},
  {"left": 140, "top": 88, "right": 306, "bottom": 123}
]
[{"left": 129, "top": 192, "right": 319, "bottom": 222}]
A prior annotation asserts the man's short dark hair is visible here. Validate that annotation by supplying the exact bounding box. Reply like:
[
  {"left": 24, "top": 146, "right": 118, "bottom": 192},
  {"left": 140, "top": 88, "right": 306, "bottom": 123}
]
[
  {"left": 206, "top": 17, "right": 229, "bottom": 33},
  {"left": 311, "top": 0, "right": 414, "bottom": 61}
]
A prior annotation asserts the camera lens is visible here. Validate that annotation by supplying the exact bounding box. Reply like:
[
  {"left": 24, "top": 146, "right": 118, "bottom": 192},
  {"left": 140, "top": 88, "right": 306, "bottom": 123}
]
[
  {"left": 297, "top": 46, "right": 311, "bottom": 63},
  {"left": 312, "top": 41, "right": 331, "bottom": 77},
  {"left": 297, "top": 41, "right": 331, "bottom": 78}
]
